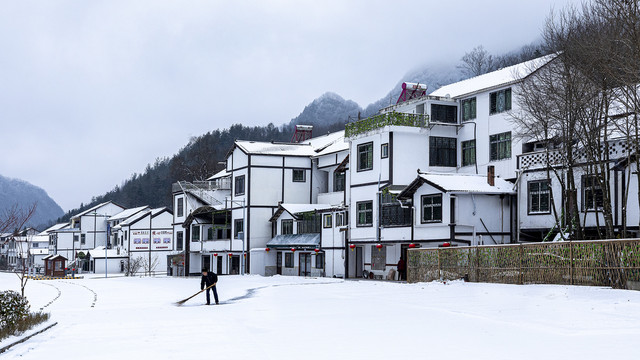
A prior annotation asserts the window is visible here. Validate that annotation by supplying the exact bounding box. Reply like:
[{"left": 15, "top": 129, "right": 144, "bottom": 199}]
[
  {"left": 297, "top": 214, "right": 321, "bottom": 234},
  {"left": 323, "top": 214, "right": 332, "bottom": 228},
  {"left": 334, "top": 171, "right": 345, "bottom": 192},
  {"left": 381, "top": 192, "right": 411, "bottom": 227},
  {"left": 234, "top": 219, "right": 244, "bottom": 238},
  {"left": 177, "top": 197, "right": 184, "bottom": 217},
  {"left": 74, "top": 235, "right": 79, "bottom": 243},
  {"left": 430, "top": 104, "right": 457, "bottom": 123},
  {"left": 80, "top": 234, "right": 85, "bottom": 245},
  {"left": 462, "top": 140, "right": 476, "bottom": 167},
  {"left": 490, "top": 132, "right": 512, "bottom": 161},
  {"left": 429, "top": 137, "right": 457, "bottom": 167},
  {"left": 462, "top": 97, "right": 477, "bottom": 121},
  {"left": 281, "top": 219, "right": 293, "bottom": 235},
  {"left": 207, "top": 227, "right": 213, "bottom": 240},
  {"left": 582, "top": 176, "right": 604, "bottom": 211},
  {"left": 335, "top": 213, "right": 343, "bottom": 227},
  {"left": 529, "top": 180, "right": 551, "bottom": 214},
  {"left": 490, "top": 88, "right": 512, "bottom": 114},
  {"left": 371, "top": 245, "right": 386, "bottom": 270},
  {"left": 217, "top": 228, "right": 226, "bottom": 240},
  {"left": 234, "top": 175, "right": 245, "bottom": 196},
  {"left": 357, "top": 142, "right": 373, "bottom": 171},
  {"left": 356, "top": 201, "right": 373, "bottom": 227},
  {"left": 316, "top": 253, "right": 324, "bottom": 269},
  {"left": 176, "top": 232, "right": 183, "bottom": 251},
  {"left": 421, "top": 194, "right": 443, "bottom": 223},
  {"left": 292, "top": 169, "right": 306, "bottom": 182},
  {"left": 191, "top": 225, "right": 200, "bottom": 242},
  {"left": 381, "top": 143, "right": 389, "bottom": 159},
  {"left": 285, "top": 253, "right": 294, "bottom": 268}
]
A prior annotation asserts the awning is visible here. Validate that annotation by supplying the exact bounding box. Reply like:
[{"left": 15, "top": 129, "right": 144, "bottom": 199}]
[{"left": 266, "top": 234, "right": 320, "bottom": 249}]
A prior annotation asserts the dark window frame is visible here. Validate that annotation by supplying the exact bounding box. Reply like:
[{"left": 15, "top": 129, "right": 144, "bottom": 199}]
[
  {"left": 582, "top": 175, "right": 604, "bottom": 212},
  {"left": 489, "top": 88, "right": 512, "bottom": 114},
  {"left": 334, "top": 171, "right": 345, "bottom": 192},
  {"left": 528, "top": 180, "right": 552, "bottom": 215},
  {"left": 176, "top": 231, "right": 184, "bottom": 251},
  {"left": 461, "top": 97, "right": 477, "bottom": 121},
  {"left": 234, "top": 219, "right": 244, "bottom": 238},
  {"left": 177, "top": 197, "right": 184, "bottom": 217},
  {"left": 323, "top": 214, "right": 332, "bottom": 228},
  {"left": 429, "top": 136, "right": 457, "bottom": 167},
  {"left": 191, "top": 225, "right": 200, "bottom": 242},
  {"left": 356, "top": 201, "right": 373, "bottom": 227},
  {"left": 234, "top": 175, "right": 245, "bottom": 196},
  {"left": 281, "top": 219, "right": 293, "bottom": 235},
  {"left": 285, "top": 252, "right": 294, "bottom": 268},
  {"left": 357, "top": 142, "right": 374, "bottom": 172},
  {"left": 292, "top": 169, "right": 306, "bottom": 182},
  {"left": 489, "top": 132, "right": 512, "bottom": 161},
  {"left": 421, "top": 194, "right": 443, "bottom": 223},
  {"left": 381, "top": 143, "right": 389, "bottom": 159},
  {"left": 430, "top": 104, "right": 457, "bottom": 123},
  {"left": 461, "top": 139, "right": 476, "bottom": 167},
  {"left": 315, "top": 253, "right": 324, "bottom": 269}
]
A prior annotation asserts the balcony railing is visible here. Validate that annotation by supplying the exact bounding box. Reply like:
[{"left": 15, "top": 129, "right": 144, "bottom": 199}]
[{"left": 345, "top": 112, "right": 430, "bottom": 138}]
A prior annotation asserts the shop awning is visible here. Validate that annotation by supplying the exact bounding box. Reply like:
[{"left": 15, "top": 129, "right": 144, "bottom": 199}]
[{"left": 266, "top": 234, "right": 320, "bottom": 248}]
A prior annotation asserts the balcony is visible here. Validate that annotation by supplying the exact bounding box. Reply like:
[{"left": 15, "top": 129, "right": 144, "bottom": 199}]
[
  {"left": 318, "top": 191, "right": 344, "bottom": 205},
  {"left": 172, "top": 178, "right": 231, "bottom": 193},
  {"left": 345, "top": 112, "right": 430, "bottom": 138}
]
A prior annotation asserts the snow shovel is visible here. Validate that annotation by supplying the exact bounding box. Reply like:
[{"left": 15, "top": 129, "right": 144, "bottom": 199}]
[{"left": 175, "top": 283, "right": 217, "bottom": 306}]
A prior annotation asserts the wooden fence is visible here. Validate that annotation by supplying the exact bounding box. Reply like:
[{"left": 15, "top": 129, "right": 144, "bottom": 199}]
[{"left": 407, "top": 239, "right": 640, "bottom": 290}]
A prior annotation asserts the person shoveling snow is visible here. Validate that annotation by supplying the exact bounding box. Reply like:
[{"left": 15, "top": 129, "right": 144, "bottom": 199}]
[{"left": 174, "top": 268, "right": 219, "bottom": 306}]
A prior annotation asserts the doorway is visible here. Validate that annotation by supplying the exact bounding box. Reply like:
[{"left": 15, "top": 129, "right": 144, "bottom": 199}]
[
  {"left": 355, "top": 247, "right": 363, "bottom": 278},
  {"left": 202, "top": 255, "right": 211, "bottom": 272},
  {"left": 230, "top": 255, "right": 240, "bottom": 275},
  {"left": 217, "top": 256, "right": 223, "bottom": 274},
  {"left": 276, "top": 252, "right": 282, "bottom": 275},
  {"left": 299, "top": 253, "right": 311, "bottom": 276}
]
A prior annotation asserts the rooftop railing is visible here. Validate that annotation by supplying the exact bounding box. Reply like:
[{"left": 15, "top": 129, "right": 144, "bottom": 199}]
[{"left": 345, "top": 112, "right": 430, "bottom": 138}]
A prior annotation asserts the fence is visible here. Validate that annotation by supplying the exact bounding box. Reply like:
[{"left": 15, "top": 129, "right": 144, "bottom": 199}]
[{"left": 407, "top": 239, "right": 640, "bottom": 290}]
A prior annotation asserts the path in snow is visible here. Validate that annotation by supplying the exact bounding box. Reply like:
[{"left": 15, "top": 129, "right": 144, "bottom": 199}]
[{"left": 1, "top": 274, "right": 639, "bottom": 359}]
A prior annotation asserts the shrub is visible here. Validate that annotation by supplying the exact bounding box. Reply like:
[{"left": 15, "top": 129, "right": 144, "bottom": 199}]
[
  {"left": 0, "top": 290, "right": 30, "bottom": 331},
  {"left": 0, "top": 291, "right": 50, "bottom": 341}
]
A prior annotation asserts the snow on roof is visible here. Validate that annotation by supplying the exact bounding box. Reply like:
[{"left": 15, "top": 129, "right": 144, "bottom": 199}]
[
  {"left": 88, "top": 246, "right": 128, "bottom": 258},
  {"left": 430, "top": 55, "right": 555, "bottom": 99},
  {"left": 39, "top": 223, "right": 69, "bottom": 235},
  {"left": 234, "top": 130, "right": 346, "bottom": 157},
  {"left": 109, "top": 206, "right": 149, "bottom": 222},
  {"left": 418, "top": 173, "right": 515, "bottom": 194},
  {"left": 72, "top": 201, "right": 123, "bottom": 219},
  {"left": 207, "top": 168, "right": 231, "bottom": 181},
  {"left": 266, "top": 234, "right": 320, "bottom": 248},
  {"left": 117, "top": 207, "right": 167, "bottom": 228}
]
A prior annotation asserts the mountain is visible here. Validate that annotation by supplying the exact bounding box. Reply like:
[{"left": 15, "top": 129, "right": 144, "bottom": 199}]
[
  {"left": 289, "top": 92, "right": 362, "bottom": 126},
  {"left": 0, "top": 174, "right": 64, "bottom": 230}
]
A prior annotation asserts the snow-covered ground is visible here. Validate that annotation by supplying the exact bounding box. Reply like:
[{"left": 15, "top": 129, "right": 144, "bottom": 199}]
[{"left": 1, "top": 273, "right": 639, "bottom": 359}]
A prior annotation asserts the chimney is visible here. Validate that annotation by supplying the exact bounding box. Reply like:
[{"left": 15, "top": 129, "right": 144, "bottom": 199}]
[{"left": 487, "top": 165, "right": 495, "bottom": 186}]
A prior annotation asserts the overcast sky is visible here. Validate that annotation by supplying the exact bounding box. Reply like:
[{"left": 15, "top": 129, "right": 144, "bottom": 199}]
[{"left": 0, "top": 0, "right": 578, "bottom": 211}]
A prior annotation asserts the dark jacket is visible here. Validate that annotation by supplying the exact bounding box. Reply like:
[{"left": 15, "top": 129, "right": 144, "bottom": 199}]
[
  {"left": 397, "top": 259, "right": 406, "bottom": 272},
  {"left": 201, "top": 272, "right": 218, "bottom": 290}
]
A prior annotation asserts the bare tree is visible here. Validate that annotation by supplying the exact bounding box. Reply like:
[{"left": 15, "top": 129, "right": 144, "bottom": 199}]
[
  {"left": 142, "top": 254, "right": 160, "bottom": 276},
  {"left": 458, "top": 45, "right": 495, "bottom": 77},
  {"left": 124, "top": 256, "right": 144, "bottom": 276},
  {"left": 0, "top": 204, "right": 37, "bottom": 297}
]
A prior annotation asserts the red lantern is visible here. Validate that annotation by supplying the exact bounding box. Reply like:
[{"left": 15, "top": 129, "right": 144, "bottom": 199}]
[
  {"left": 376, "top": 244, "right": 383, "bottom": 251},
  {"left": 228, "top": 253, "right": 233, "bottom": 257},
  {"left": 291, "top": 248, "right": 296, "bottom": 252},
  {"left": 265, "top": 248, "right": 270, "bottom": 252},
  {"left": 442, "top": 242, "right": 451, "bottom": 247},
  {"left": 408, "top": 243, "right": 416, "bottom": 249},
  {"left": 349, "top": 244, "right": 356, "bottom": 251},
  {"left": 244, "top": 253, "right": 246, "bottom": 257},
  {"left": 214, "top": 253, "right": 218, "bottom": 257},
  {"left": 314, "top": 248, "right": 320, "bottom": 254}
]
